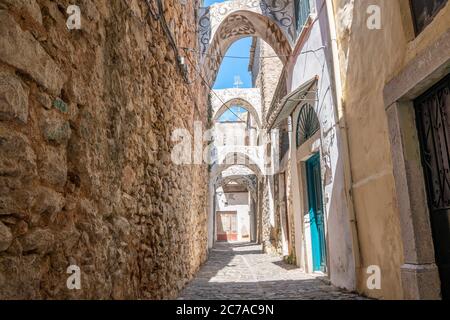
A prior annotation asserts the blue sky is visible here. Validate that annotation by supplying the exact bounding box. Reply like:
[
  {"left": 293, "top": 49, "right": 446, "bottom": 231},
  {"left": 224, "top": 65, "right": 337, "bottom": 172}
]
[
  {"left": 213, "top": 37, "right": 252, "bottom": 89},
  {"left": 203, "top": 0, "right": 225, "bottom": 7},
  {"left": 218, "top": 106, "right": 248, "bottom": 122},
  {"left": 203, "top": 0, "right": 252, "bottom": 90}
]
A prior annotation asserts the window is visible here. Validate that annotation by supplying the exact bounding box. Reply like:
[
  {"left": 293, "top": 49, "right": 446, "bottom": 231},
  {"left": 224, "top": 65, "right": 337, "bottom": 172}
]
[
  {"left": 294, "top": 0, "right": 311, "bottom": 31},
  {"left": 410, "top": 0, "right": 448, "bottom": 35},
  {"left": 280, "top": 129, "right": 290, "bottom": 161},
  {"left": 296, "top": 104, "right": 320, "bottom": 148}
]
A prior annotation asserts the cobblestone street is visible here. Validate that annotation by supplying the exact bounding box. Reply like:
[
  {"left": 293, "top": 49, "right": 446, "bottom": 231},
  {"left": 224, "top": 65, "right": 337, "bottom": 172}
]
[{"left": 178, "top": 243, "right": 366, "bottom": 300}]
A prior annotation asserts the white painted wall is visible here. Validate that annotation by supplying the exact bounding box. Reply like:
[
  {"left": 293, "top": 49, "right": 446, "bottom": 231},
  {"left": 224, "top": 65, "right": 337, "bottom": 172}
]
[
  {"left": 215, "top": 122, "right": 248, "bottom": 146},
  {"left": 286, "top": 0, "right": 356, "bottom": 290}
]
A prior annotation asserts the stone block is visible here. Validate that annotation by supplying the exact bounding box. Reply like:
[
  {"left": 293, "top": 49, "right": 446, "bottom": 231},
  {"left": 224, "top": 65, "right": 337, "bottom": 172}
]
[
  {"left": 0, "top": 72, "right": 29, "bottom": 124},
  {"left": 0, "top": 0, "right": 43, "bottom": 25},
  {"left": 0, "top": 10, "right": 65, "bottom": 95},
  {"left": 36, "top": 92, "right": 52, "bottom": 110},
  {"left": 38, "top": 146, "right": 67, "bottom": 188},
  {"left": 40, "top": 114, "right": 71, "bottom": 145},
  {"left": 0, "top": 127, "right": 37, "bottom": 180},
  {"left": 0, "top": 221, "right": 13, "bottom": 251},
  {"left": 21, "top": 228, "right": 55, "bottom": 254},
  {"left": 53, "top": 98, "right": 68, "bottom": 113},
  {"left": 32, "top": 187, "right": 65, "bottom": 216}
]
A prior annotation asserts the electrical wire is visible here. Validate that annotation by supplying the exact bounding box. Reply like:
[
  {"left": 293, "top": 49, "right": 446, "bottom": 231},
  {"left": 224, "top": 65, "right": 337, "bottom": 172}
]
[
  {"left": 145, "top": 0, "right": 326, "bottom": 122},
  {"left": 184, "top": 52, "right": 248, "bottom": 123},
  {"left": 180, "top": 46, "right": 326, "bottom": 63},
  {"left": 144, "top": 0, "right": 189, "bottom": 82},
  {"left": 144, "top": 0, "right": 160, "bottom": 20}
]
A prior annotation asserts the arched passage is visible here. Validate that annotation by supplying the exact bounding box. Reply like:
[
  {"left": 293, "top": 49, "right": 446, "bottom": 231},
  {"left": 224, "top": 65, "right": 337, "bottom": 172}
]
[
  {"left": 202, "top": 10, "right": 292, "bottom": 86},
  {"left": 212, "top": 163, "right": 260, "bottom": 244},
  {"left": 212, "top": 150, "right": 264, "bottom": 179},
  {"left": 213, "top": 98, "right": 262, "bottom": 128}
]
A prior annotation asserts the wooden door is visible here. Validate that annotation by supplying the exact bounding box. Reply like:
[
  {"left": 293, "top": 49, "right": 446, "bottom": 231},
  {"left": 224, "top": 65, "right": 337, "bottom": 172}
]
[
  {"left": 306, "top": 153, "right": 327, "bottom": 272},
  {"left": 216, "top": 211, "right": 238, "bottom": 242}
]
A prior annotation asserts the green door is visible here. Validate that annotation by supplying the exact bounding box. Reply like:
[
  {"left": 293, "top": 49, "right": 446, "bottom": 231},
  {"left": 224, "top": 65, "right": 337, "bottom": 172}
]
[{"left": 306, "top": 153, "right": 327, "bottom": 272}]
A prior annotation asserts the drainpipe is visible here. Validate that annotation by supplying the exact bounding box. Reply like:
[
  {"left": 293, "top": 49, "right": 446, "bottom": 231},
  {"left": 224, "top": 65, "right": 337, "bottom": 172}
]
[{"left": 325, "top": 0, "right": 362, "bottom": 278}]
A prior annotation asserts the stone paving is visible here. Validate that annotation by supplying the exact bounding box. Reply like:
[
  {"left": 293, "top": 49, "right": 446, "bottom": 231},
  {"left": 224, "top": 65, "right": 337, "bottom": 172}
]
[{"left": 178, "top": 242, "right": 366, "bottom": 300}]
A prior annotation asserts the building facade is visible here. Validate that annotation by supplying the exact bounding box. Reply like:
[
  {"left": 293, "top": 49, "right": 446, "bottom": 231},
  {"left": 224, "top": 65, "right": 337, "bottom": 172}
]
[{"left": 241, "top": 0, "right": 450, "bottom": 299}]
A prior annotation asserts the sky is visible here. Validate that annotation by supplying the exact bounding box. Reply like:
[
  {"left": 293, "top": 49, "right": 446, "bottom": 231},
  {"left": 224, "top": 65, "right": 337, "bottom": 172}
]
[
  {"left": 213, "top": 37, "right": 252, "bottom": 89},
  {"left": 203, "top": 0, "right": 253, "bottom": 90},
  {"left": 218, "top": 106, "right": 248, "bottom": 122},
  {"left": 203, "top": 0, "right": 225, "bottom": 7}
]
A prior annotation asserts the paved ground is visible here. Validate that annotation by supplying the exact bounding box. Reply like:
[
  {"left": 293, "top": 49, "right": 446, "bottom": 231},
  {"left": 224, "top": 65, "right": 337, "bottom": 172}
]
[{"left": 178, "top": 242, "right": 366, "bottom": 300}]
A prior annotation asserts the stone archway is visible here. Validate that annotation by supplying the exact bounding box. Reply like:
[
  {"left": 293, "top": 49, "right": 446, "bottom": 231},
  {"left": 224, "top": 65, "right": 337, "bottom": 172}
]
[
  {"left": 211, "top": 88, "right": 262, "bottom": 128},
  {"left": 199, "top": 4, "right": 294, "bottom": 86},
  {"left": 212, "top": 149, "right": 265, "bottom": 179},
  {"left": 212, "top": 164, "right": 260, "bottom": 244}
]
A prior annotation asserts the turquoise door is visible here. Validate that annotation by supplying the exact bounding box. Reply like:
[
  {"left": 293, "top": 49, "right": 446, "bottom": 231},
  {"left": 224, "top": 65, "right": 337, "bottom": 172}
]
[{"left": 306, "top": 153, "right": 327, "bottom": 272}]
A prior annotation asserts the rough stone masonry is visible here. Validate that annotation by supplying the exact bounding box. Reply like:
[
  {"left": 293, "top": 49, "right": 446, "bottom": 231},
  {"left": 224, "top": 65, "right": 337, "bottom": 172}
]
[{"left": 0, "top": 0, "right": 209, "bottom": 299}]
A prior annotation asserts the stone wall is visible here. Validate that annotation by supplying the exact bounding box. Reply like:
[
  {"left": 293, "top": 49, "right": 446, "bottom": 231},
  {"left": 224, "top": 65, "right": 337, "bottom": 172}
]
[
  {"left": 0, "top": 0, "right": 208, "bottom": 299},
  {"left": 255, "top": 39, "right": 283, "bottom": 118}
]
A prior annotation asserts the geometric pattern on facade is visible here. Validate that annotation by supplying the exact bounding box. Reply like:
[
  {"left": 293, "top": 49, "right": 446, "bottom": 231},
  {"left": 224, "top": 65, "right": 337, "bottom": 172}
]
[
  {"left": 214, "top": 174, "right": 258, "bottom": 199},
  {"left": 296, "top": 103, "right": 320, "bottom": 147},
  {"left": 199, "top": 0, "right": 294, "bottom": 86},
  {"left": 212, "top": 165, "right": 258, "bottom": 200}
]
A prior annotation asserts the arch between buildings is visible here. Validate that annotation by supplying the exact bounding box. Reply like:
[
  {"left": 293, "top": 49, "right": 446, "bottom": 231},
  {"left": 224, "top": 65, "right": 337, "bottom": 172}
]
[
  {"left": 203, "top": 10, "right": 292, "bottom": 87},
  {"left": 213, "top": 98, "right": 262, "bottom": 128},
  {"left": 209, "top": 154, "right": 264, "bottom": 247}
]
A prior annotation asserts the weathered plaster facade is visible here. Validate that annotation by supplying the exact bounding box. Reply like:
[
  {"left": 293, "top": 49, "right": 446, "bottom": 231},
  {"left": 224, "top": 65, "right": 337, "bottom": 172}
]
[{"left": 333, "top": 0, "right": 450, "bottom": 299}]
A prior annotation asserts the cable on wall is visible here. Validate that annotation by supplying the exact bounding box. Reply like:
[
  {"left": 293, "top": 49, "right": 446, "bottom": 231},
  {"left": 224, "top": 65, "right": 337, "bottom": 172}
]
[{"left": 144, "top": 0, "right": 190, "bottom": 82}]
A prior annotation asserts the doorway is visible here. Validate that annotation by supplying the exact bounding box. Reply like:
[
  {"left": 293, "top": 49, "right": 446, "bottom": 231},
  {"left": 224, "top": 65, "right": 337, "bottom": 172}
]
[
  {"left": 414, "top": 73, "right": 450, "bottom": 299},
  {"left": 306, "top": 153, "right": 327, "bottom": 272},
  {"left": 216, "top": 211, "right": 238, "bottom": 242}
]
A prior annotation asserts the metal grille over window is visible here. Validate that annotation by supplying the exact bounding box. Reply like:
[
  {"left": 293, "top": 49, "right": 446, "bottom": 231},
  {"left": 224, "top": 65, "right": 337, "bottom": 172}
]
[
  {"left": 296, "top": 104, "right": 320, "bottom": 147},
  {"left": 415, "top": 74, "right": 450, "bottom": 211}
]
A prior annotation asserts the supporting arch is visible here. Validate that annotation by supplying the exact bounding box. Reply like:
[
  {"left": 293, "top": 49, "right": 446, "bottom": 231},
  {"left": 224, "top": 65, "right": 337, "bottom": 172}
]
[
  {"left": 211, "top": 164, "right": 260, "bottom": 244},
  {"left": 212, "top": 150, "right": 264, "bottom": 179},
  {"left": 215, "top": 175, "right": 257, "bottom": 201},
  {"left": 202, "top": 10, "right": 292, "bottom": 86},
  {"left": 214, "top": 98, "right": 262, "bottom": 128}
]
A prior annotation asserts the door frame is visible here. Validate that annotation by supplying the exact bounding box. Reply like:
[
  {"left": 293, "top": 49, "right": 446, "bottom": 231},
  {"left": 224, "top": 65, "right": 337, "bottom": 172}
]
[
  {"left": 216, "top": 211, "right": 238, "bottom": 242},
  {"left": 384, "top": 30, "right": 449, "bottom": 299},
  {"left": 306, "top": 153, "right": 328, "bottom": 273}
]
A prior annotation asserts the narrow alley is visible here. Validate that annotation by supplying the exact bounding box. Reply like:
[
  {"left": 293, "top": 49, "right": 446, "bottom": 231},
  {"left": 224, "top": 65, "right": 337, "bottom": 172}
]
[
  {"left": 0, "top": 0, "right": 449, "bottom": 302},
  {"left": 179, "top": 242, "right": 364, "bottom": 300}
]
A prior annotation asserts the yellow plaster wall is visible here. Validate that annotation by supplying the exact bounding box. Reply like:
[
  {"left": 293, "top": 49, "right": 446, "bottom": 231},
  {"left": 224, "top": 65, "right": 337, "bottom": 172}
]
[{"left": 332, "top": 0, "right": 450, "bottom": 299}]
